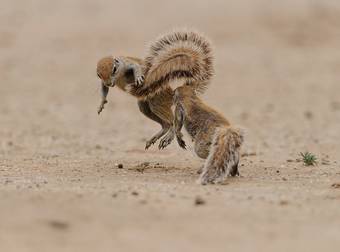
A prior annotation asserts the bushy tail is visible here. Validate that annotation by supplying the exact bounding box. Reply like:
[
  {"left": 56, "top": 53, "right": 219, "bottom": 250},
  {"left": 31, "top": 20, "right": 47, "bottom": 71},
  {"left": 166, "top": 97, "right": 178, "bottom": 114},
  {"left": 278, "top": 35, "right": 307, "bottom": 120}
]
[
  {"left": 142, "top": 29, "right": 213, "bottom": 97},
  {"left": 199, "top": 127, "right": 244, "bottom": 185}
]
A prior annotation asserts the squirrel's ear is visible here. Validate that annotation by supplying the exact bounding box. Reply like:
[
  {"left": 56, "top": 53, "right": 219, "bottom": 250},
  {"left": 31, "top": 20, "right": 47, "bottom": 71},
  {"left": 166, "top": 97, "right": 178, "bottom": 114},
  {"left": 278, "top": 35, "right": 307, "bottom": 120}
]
[{"left": 124, "top": 66, "right": 135, "bottom": 83}]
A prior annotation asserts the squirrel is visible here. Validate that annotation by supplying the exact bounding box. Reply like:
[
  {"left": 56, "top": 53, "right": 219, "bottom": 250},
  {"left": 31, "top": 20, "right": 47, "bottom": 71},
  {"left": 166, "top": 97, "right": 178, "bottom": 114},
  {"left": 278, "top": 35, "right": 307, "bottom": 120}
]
[
  {"left": 172, "top": 85, "right": 244, "bottom": 185},
  {"left": 96, "top": 30, "right": 213, "bottom": 149}
]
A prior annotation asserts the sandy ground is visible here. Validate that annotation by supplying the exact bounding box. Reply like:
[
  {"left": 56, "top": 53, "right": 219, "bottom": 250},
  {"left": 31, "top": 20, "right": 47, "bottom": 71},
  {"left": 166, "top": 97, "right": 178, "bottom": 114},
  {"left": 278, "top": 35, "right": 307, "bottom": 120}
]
[{"left": 1, "top": 0, "right": 340, "bottom": 251}]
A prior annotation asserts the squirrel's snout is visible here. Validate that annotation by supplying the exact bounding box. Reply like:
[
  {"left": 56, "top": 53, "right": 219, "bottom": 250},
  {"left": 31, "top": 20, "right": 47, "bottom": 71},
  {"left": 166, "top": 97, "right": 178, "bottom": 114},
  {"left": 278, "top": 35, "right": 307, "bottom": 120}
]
[{"left": 102, "top": 79, "right": 115, "bottom": 87}]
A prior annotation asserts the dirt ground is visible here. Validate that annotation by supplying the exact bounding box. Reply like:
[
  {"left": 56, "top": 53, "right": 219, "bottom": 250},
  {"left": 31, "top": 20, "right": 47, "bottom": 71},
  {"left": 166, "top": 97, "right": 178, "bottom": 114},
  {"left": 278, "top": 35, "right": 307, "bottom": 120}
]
[{"left": 1, "top": 0, "right": 340, "bottom": 251}]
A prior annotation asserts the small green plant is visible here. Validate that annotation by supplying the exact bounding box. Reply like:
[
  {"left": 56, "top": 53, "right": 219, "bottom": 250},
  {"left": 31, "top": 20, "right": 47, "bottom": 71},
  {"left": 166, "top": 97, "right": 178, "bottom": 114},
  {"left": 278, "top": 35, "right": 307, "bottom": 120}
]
[{"left": 300, "top": 152, "right": 317, "bottom": 166}]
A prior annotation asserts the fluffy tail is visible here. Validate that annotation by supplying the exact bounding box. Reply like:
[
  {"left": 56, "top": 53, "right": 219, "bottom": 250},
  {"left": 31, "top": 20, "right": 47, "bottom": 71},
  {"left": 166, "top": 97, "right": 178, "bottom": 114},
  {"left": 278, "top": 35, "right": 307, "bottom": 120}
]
[
  {"left": 199, "top": 127, "right": 244, "bottom": 185},
  {"left": 140, "top": 29, "right": 213, "bottom": 97}
]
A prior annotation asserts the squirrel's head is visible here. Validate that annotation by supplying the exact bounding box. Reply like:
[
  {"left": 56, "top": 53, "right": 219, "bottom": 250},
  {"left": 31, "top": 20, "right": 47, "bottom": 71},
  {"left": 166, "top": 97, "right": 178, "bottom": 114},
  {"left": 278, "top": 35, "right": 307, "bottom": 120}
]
[{"left": 96, "top": 56, "right": 121, "bottom": 88}]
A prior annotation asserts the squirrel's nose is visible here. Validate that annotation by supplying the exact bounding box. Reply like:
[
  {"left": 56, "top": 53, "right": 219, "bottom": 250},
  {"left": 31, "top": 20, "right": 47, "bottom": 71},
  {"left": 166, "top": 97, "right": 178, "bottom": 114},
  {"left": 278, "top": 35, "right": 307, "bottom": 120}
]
[{"left": 103, "top": 79, "right": 114, "bottom": 87}]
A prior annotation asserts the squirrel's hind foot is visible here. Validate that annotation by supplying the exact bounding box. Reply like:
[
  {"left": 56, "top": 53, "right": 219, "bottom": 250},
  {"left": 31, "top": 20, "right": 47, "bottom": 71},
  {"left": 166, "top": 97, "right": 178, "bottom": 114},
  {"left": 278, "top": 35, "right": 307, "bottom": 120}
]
[
  {"left": 145, "top": 138, "right": 157, "bottom": 150},
  {"left": 176, "top": 133, "right": 186, "bottom": 149},
  {"left": 145, "top": 127, "right": 170, "bottom": 150},
  {"left": 158, "top": 130, "right": 175, "bottom": 150}
]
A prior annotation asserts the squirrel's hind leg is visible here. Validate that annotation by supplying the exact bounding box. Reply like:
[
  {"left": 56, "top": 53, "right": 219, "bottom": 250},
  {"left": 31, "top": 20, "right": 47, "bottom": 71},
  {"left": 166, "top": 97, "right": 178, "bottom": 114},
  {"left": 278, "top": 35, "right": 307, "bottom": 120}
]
[
  {"left": 158, "top": 104, "right": 182, "bottom": 150},
  {"left": 158, "top": 108, "right": 186, "bottom": 149},
  {"left": 138, "top": 100, "right": 171, "bottom": 150},
  {"left": 147, "top": 92, "right": 176, "bottom": 150},
  {"left": 168, "top": 104, "right": 186, "bottom": 150}
]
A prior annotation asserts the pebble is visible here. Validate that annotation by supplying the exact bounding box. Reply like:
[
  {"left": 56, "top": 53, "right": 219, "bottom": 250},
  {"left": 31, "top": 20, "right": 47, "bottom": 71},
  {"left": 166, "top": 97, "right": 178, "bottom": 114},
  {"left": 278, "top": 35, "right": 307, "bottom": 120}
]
[
  {"left": 48, "top": 220, "right": 69, "bottom": 230},
  {"left": 331, "top": 183, "right": 340, "bottom": 189},
  {"left": 194, "top": 196, "right": 206, "bottom": 206},
  {"left": 131, "top": 191, "right": 139, "bottom": 196},
  {"left": 279, "top": 200, "right": 289, "bottom": 206},
  {"left": 304, "top": 111, "right": 313, "bottom": 120},
  {"left": 115, "top": 163, "right": 123, "bottom": 169}
]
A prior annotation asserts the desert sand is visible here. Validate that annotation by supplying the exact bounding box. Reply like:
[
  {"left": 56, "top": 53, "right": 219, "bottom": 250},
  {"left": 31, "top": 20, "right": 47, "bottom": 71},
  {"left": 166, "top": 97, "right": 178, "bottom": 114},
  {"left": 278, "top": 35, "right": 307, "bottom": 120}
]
[{"left": 1, "top": 0, "right": 340, "bottom": 251}]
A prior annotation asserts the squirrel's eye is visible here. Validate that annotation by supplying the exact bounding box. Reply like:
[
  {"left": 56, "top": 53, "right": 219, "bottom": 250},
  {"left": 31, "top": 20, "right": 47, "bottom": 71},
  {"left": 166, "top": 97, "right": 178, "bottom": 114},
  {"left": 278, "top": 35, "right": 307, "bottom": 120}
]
[{"left": 112, "top": 65, "right": 117, "bottom": 75}]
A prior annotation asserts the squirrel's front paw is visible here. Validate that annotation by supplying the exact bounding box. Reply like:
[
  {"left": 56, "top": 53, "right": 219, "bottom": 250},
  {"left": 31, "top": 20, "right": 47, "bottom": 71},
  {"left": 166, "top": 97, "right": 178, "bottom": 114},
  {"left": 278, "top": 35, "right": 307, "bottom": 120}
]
[
  {"left": 97, "top": 100, "right": 108, "bottom": 115},
  {"left": 135, "top": 75, "right": 145, "bottom": 87}
]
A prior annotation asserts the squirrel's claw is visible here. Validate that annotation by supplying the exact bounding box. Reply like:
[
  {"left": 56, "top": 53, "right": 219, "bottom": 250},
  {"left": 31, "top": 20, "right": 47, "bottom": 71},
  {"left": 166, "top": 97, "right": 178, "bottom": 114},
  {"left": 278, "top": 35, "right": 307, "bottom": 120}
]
[
  {"left": 177, "top": 137, "right": 186, "bottom": 149},
  {"left": 145, "top": 137, "right": 157, "bottom": 150},
  {"left": 176, "top": 133, "right": 186, "bottom": 149},
  {"left": 135, "top": 75, "right": 145, "bottom": 87},
  {"left": 97, "top": 100, "right": 108, "bottom": 115},
  {"left": 158, "top": 131, "right": 175, "bottom": 150}
]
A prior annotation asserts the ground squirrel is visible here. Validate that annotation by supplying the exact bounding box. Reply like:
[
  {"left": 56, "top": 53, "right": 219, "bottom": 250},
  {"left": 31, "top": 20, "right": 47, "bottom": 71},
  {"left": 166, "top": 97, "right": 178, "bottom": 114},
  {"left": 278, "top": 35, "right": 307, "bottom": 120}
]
[
  {"left": 172, "top": 85, "right": 244, "bottom": 185},
  {"left": 96, "top": 30, "right": 213, "bottom": 149}
]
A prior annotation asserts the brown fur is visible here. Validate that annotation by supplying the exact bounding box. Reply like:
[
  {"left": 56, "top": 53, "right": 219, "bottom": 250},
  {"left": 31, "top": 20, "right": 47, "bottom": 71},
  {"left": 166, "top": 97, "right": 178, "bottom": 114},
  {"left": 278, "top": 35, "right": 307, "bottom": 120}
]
[
  {"left": 97, "top": 57, "right": 113, "bottom": 81},
  {"left": 173, "top": 85, "right": 244, "bottom": 184},
  {"left": 96, "top": 30, "right": 213, "bottom": 99},
  {"left": 95, "top": 30, "right": 214, "bottom": 150},
  {"left": 141, "top": 30, "right": 213, "bottom": 97},
  {"left": 97, "top": 56, "right": 144, "bottom": 90}
]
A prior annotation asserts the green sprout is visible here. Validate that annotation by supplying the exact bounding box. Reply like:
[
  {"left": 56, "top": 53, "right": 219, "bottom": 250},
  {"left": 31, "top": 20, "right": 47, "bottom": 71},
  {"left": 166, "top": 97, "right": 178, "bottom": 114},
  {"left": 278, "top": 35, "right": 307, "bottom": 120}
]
[{"left": 300, "top": 152, "right": 317, "bottom": 166}]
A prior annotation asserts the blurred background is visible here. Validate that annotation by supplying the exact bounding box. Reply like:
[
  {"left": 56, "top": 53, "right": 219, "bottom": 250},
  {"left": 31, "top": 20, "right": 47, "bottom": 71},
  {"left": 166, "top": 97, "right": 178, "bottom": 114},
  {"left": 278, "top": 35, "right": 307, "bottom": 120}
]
[
  {"left": 1, "top": 1, "right": 340, "bottom": 251},
  {"left": 1, "top": 0, "right": 340, "bottom": 158}
]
